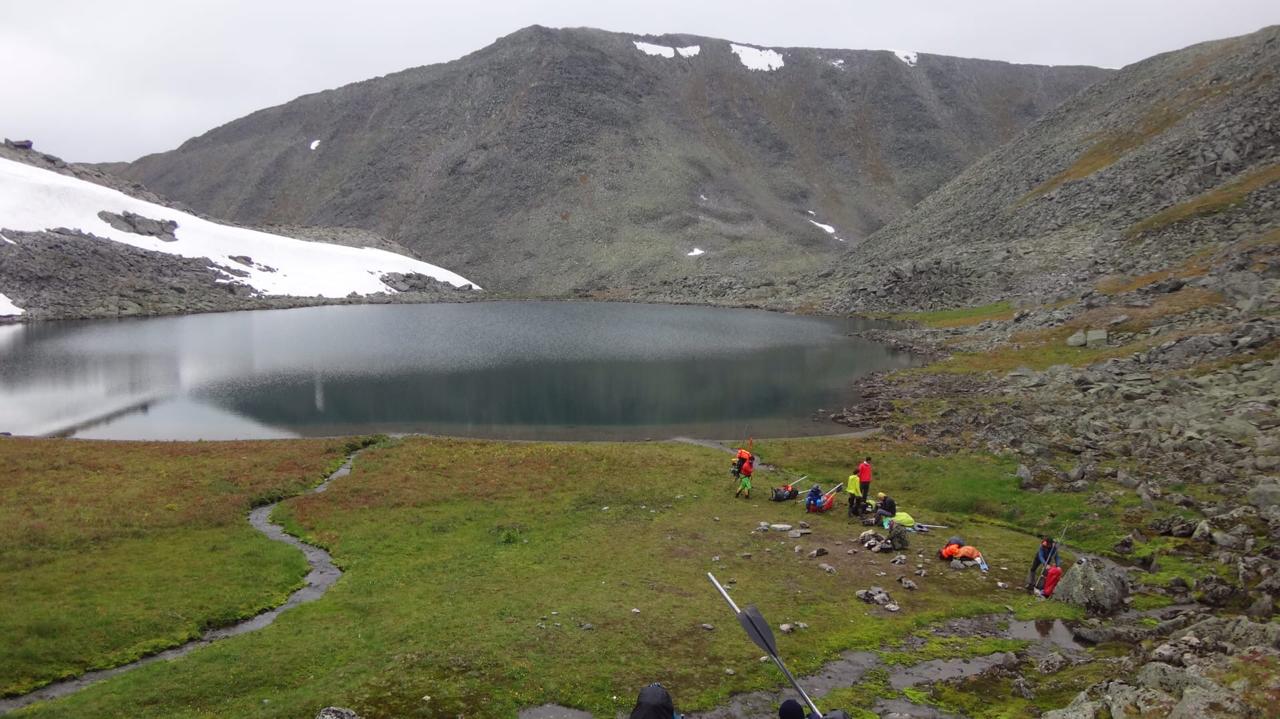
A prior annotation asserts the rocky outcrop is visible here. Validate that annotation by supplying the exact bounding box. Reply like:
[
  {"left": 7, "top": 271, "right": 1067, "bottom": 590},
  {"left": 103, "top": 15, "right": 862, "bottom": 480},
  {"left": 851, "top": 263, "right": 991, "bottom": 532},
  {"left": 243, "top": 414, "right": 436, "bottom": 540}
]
[{"left": 96, "top": 210, "right": 178, "bottom": 242}]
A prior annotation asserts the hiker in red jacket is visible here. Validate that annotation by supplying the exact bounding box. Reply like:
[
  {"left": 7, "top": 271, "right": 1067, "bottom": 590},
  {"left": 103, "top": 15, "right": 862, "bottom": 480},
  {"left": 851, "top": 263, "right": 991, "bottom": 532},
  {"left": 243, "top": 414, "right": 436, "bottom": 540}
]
[{"left": 856, "top": 456, "right": 872, "bottom": 509}]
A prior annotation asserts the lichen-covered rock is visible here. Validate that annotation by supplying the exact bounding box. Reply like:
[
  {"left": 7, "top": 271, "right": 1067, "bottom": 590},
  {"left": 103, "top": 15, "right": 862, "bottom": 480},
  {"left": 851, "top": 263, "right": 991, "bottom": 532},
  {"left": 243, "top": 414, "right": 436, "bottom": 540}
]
[
  {"left": 1053, "top": 556, "right": 1130, "bottom": 615},
  {"left": 316, "top": 708, "right": 362, "bottom": 719}
]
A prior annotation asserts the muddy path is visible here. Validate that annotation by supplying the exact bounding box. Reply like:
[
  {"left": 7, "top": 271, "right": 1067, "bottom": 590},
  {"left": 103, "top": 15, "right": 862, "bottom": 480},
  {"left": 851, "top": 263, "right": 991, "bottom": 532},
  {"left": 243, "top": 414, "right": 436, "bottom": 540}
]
[{"left": 0, "top": 453, "right": 361, "bottom": 715}]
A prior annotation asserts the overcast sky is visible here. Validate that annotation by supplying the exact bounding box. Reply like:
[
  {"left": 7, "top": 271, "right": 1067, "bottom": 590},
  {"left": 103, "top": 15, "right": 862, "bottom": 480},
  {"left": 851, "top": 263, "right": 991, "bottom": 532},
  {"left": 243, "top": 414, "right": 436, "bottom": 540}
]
[{"left": 3, "top": 0, "right": 1277, "bottom": 163}]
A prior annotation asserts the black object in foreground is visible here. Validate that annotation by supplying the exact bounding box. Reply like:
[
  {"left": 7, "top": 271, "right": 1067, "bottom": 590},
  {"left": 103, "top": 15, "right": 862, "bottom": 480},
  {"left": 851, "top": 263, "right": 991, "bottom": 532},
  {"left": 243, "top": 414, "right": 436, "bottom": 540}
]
[{"left": 706, "top": 573, "right": 831, "bottom": 718}]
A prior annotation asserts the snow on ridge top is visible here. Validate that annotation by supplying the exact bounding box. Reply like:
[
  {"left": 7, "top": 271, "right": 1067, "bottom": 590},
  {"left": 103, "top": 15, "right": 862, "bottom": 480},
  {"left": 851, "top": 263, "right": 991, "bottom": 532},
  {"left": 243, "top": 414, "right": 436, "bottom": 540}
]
[
  {"left": 0, "top": 157, "right": 480, "bottom": 298},
  {"left": 309, "top": 139, "right": 321, "bottom": 150},
  {"left": 730, "top": 43, "right": 784, "bottom": 71},
  {"left": 830, "top": 59, "right": 845, "bottom": 68},
  {"left": 892, "top": 50, "right": 918, "bottom": 67},
  {"left": 633, "top": 41, "right": 675, "bottom": 58},
  {"left": 675, "top": 45, "right": 700, "bottom": 57},
  {"left": 0, "top": 291, "right": 23, "bottom": 316}
]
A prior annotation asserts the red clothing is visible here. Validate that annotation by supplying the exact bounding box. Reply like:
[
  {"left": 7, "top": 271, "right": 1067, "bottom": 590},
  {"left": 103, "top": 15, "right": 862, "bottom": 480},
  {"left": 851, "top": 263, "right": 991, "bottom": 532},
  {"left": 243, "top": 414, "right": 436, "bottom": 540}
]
[{"left": 857, "top": 462, "right": 872, "bottom": 484}]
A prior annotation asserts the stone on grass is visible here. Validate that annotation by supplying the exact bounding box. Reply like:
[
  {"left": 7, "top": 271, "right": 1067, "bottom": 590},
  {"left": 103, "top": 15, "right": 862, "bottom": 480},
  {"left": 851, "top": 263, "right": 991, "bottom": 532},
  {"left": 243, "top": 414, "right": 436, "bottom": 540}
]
[
  {"left": 819, "top": 563, "right": 836, "bottom": 574},
  {"left": 1066, "top": 331, "right": 1087, "bottom": 347},
  {"left": 809, "top": 547, "right": 828, "bottom": 558},
  {"left": 316, "top": 709, "right": 361, "bottom": 719},
  {"left": 1054, "top": 557, "right": 1130, "bottom": 615}
]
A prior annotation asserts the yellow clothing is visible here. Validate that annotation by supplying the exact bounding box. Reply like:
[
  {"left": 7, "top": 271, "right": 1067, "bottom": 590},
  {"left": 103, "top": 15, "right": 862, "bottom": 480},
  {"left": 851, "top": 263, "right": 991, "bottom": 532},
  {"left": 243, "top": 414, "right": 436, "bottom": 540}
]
[{"left": 847, "top": 476, "right": 863, "bottom": 497}]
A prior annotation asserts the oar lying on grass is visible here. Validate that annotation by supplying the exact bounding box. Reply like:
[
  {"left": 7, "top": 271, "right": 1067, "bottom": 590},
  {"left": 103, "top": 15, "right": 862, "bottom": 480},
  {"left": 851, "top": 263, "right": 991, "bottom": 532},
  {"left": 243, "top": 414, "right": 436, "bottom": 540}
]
[{"left": 707, "top": 573, "right": 849, "bottom": 719}]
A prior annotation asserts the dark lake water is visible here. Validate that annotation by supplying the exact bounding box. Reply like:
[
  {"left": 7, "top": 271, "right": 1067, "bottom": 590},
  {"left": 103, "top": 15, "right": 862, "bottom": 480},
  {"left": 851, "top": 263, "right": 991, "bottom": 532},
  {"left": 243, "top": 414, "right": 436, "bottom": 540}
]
[{"left": 0, "top": 302, "right": 914, "bottom": 441}]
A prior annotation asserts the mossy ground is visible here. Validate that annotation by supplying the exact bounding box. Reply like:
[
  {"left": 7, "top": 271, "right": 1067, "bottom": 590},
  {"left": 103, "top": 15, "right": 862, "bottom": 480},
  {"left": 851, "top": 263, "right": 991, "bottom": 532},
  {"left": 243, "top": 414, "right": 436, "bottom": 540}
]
[
  {"left": 11, "top": 435, "right": 1115, "bottom": 719},
  {"left": 0, "top": 438, "right": 350, "bottom": 696}
]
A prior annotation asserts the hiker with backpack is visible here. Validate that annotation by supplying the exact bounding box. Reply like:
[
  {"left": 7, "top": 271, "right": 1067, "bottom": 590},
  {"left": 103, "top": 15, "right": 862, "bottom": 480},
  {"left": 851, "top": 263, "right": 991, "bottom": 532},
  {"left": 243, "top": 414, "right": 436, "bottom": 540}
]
[{"left": 731, "top": 448, "right": 755, "bottom": 499}]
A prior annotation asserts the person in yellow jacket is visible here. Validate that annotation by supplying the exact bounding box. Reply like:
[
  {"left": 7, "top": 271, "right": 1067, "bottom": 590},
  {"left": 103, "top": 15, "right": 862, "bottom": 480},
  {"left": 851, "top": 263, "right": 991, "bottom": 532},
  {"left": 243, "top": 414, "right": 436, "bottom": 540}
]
[{"left": 846, "top": 475, "right": 865, "bottom": 518}]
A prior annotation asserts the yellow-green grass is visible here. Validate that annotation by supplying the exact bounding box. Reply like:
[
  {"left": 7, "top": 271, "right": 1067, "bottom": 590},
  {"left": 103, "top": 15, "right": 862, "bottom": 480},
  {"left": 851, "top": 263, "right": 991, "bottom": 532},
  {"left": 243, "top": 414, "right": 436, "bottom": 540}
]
[
  {"left": 0, "top": 438, "right": 350, "bottom": 696},
  {"left": 1127, "top": 162, "right": 1280, "bottom": 238},
  {"left": 885, "top": 302, "right": 1016, "bottom": 329},
  {"left": 1022, "top": 83, "right": 1235, "bottom": 201},
  {"left": 15, "top": 437, "right": 1094, "bottom": 719}
]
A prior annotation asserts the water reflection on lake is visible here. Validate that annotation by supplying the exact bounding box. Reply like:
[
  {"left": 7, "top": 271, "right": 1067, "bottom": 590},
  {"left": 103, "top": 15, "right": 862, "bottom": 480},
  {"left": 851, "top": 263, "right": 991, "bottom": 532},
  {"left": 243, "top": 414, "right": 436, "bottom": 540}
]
[{"left": 0, "top": 302, "right": 915, "bottom": 440}]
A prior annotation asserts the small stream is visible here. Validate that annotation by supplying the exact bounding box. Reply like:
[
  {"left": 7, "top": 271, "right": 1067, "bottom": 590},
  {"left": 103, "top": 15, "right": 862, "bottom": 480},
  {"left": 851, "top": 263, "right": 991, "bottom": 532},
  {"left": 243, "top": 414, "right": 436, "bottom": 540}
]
[{"left": 0, "top": 454, "right": 359, "bottom": 715}]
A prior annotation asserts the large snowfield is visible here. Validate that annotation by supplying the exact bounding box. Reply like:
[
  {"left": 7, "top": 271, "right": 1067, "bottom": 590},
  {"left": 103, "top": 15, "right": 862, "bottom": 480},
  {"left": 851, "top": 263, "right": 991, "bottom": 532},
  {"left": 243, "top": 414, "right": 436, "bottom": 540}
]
[{"left": 0, "top": 158, "right": 479, "bottom": 302}]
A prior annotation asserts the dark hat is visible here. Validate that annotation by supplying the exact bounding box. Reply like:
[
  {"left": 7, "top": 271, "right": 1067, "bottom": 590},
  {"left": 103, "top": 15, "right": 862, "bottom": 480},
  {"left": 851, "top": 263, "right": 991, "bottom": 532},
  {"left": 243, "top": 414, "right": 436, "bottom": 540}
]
[
  {"left": 779, "top": 699, "right": 805, "bottom": 719},
  {"left": 630, "top": 684, "right": 675, "bottom": 719}
]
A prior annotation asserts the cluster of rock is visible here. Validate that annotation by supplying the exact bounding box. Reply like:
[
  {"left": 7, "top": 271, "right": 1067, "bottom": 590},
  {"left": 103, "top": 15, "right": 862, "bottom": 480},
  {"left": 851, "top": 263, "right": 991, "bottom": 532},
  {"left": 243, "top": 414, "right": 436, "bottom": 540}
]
[
  {"left": 1045, "top": 614, "right": 1279, "bottom": 719},
  {"left": 855, "top": 586, "right": 900, "bottom": 612},
  {"left": 96, "top": 210, "right": 178, "bottom": 242}
]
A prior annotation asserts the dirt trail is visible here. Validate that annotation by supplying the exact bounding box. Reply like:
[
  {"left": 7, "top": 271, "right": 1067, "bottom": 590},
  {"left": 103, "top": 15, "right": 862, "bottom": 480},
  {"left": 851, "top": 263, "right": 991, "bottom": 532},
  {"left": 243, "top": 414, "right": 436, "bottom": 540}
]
[{"left": 0, "top": 453, "right": 362, "bottom": 715}]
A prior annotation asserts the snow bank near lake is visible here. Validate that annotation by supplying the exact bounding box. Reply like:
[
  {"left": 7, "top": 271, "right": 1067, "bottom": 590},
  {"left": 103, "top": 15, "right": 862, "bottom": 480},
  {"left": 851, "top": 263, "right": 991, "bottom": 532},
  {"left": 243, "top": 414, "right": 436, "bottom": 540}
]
[
  {"left": 0, "top": 157, "right": 479, "bottom": 297},
  {"left": 0, "top": 291, "right": 23, "bottom": 316},
  {"left": 731, "top": 44, "right": 784, "bottom": 71}
]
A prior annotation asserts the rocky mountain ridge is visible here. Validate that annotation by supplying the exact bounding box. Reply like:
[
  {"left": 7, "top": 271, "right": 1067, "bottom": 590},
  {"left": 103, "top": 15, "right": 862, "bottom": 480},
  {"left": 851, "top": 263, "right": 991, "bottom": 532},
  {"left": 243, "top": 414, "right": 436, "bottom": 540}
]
[{"left": 112, "top": 25, "right": 1109, "bottom": 296}]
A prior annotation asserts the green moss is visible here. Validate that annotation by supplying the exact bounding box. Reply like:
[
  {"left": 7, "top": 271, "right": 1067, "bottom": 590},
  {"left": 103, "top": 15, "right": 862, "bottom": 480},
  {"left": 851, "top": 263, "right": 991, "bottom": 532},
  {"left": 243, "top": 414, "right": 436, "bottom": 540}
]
[{"left": 885, "top": 302, "right": 1015, "bottom": 329}]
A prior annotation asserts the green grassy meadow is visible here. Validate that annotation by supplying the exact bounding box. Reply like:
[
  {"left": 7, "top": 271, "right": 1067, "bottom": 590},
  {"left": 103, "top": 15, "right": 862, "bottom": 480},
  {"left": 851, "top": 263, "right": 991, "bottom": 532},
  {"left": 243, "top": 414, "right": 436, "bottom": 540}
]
[{"left": 3, "top": 435, "right": 1120, "bottom": 718}]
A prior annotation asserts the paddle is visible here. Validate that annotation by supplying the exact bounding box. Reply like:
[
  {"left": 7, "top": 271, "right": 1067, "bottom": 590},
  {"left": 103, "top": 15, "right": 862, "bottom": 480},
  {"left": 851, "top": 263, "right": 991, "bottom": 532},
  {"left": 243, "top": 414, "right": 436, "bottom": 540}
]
[{"left": 707, "top": 573, "right": 824, "bottom": 718}]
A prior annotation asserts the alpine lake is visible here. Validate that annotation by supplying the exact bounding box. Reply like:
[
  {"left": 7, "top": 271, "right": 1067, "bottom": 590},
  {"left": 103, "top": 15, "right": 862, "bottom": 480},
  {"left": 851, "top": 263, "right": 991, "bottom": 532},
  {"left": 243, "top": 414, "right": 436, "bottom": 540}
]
[{"left": 0, "top": 301, "right": 914, "bottom": 441}]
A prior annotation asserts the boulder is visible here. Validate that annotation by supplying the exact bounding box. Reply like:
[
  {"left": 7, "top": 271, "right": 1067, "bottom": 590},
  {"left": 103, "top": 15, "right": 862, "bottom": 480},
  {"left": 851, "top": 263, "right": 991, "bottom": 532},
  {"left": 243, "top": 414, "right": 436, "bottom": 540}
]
[
  {"left": 1054, "top": 556, "right": 1130, "bottom": 615},
  {"left": 1085, "top": 329, "right": 1108, "bottom": 347},
  {"left": 1247, "top": 480, "right": 1280, "bottom": 510},
  {"left": 1066, "top": 330, "right": 1087, "bottom": 347}
]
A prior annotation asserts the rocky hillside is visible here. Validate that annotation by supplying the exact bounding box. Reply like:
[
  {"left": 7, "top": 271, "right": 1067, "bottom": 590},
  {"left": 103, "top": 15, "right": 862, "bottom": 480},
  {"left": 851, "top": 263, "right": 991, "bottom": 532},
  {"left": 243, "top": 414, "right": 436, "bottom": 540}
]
[
  {"left": 113, "top": 26, "right": 1107, "bottom": 296},
  {"left": 823, "top": 25, "right": 1280, "bottom": 313}
]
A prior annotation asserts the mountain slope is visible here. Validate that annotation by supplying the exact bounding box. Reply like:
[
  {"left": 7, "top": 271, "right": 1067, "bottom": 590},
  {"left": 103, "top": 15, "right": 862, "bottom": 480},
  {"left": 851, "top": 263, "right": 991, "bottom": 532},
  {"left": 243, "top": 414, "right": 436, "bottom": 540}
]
[
  {"left": 829, "top": 25, "right": 1280, "bottom": 312},
  {"left": 115, "top": 26, "right": 1108, "bottom": 295}
]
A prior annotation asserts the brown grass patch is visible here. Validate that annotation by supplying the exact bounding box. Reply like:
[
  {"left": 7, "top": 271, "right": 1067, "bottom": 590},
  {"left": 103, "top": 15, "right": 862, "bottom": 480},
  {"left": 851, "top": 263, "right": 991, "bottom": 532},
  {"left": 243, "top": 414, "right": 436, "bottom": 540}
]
[
  {"left": 1022, "top": 84, "right": 1235, "bottom": 201},
  {"left": 1127, "top": 162, "right": 1280, "bottom": 237}
]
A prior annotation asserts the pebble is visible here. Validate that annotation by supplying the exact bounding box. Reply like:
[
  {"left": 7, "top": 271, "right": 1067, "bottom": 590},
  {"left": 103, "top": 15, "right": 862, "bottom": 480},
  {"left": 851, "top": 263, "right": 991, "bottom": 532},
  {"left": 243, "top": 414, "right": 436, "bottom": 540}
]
[{"left": 702, "top": 623, "right": 715, "bottom": 631}]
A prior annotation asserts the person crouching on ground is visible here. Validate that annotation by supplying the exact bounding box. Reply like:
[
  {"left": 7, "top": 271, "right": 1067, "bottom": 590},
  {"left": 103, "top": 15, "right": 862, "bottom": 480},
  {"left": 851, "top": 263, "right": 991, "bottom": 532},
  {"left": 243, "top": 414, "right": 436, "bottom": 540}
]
[
  {"left": 1026, "top": 536, "right": 1060, "bottom": 590},
  {"left": 874, "top": 492, "right": 896, "bottom": 521},
  {"left": 805, "top": 484, "right": 823, "bottom": 512}
]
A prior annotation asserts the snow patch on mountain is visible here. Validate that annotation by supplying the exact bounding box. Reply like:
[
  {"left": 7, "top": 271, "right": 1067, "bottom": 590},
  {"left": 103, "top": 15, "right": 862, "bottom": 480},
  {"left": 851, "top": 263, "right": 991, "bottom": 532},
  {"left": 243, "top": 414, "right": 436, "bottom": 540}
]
[
  {"left": 830, "top": 59, "right": 845, "bottom": 69},
  {"left": 309, "top": 140, "right": 321, "bottom": 150},
  {"left": 0, "top": 291, "right": 23, "bottom": 316},
  {"left": 633, "top": 41, "right": 675, "bottom": 58},
  {"left": 807, "top": 217, "right": 846, "bottom": 243},
  {"left": 893, "top": 50, "right": 918, "bottom": 67},
  {"left": 0, "top": 157, "right": 479, "bottom": 297},
  {"left": 730, "top": 44, "right": 784, "bottom": 71},
  {"left": 675, "top": 45, "right": 700, "bottom": 57},
  {"left": 686, "top": 248, "right": 705, "bottom": 257}
]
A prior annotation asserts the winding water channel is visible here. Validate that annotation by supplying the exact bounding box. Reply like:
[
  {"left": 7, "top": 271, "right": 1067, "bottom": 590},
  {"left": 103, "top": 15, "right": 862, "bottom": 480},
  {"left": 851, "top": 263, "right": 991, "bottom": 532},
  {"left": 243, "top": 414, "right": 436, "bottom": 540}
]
[{"left": 0, "top": 453, "right": 360, "bottom": 715}]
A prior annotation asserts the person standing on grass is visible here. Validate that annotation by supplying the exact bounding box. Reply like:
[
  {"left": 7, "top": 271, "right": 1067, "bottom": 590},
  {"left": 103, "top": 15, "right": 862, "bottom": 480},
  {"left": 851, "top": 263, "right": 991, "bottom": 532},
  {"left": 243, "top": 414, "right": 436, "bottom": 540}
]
[
  {"left": 846, "top": 474, "right": 864, "bottom": 517},
  {"left": 856, "top": 456, "right": 873, "bottom": 505}
]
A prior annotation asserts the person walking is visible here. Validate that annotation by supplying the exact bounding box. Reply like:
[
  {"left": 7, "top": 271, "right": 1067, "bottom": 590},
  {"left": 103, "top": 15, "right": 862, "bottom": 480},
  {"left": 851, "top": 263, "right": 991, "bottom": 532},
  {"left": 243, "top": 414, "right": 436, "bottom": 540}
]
[{"left": 732, "top": 449, "right": 754, "bottom": 499}]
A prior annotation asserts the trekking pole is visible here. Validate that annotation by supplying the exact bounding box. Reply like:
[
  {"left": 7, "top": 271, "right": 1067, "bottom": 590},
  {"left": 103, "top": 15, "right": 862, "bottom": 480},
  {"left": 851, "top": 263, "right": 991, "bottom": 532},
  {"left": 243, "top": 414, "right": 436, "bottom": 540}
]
[{"left": 707, "top": 573, "right": 823, "bottom": 719}]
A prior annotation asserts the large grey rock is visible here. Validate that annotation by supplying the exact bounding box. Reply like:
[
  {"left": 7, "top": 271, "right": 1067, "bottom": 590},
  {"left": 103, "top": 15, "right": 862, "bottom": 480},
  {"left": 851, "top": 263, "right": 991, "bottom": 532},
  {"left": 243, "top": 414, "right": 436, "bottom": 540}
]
[
  {"left": 1066, "top": 330, "right": 1087, "bottom": 347},
  {"left": 1084, "top": 329, "right": 1108, "bottom": 348},
  {"left": 1053, "top": 556, "right": 1130, "bottom": 615},
  {"left": 1247, "top": 480, "right": 1280, "bottom": 510}
]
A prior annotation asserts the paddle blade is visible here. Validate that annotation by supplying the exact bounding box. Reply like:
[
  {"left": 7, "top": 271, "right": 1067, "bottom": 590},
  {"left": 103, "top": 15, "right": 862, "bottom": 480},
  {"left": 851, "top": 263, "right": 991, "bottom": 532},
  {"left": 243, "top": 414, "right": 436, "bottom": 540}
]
[{"left": 738, "top": 604, "right": 778, "bottom": 656}]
